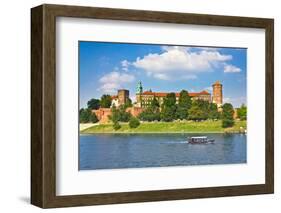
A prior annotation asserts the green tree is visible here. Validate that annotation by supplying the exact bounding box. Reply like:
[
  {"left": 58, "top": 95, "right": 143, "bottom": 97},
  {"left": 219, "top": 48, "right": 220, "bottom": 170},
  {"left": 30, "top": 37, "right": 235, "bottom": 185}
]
[
  {"left": 151, "top": 97, "right": 160, "bottom": 108},
  {"left": 178, "top": 90, "right": 192, "bottom": 108},
  {"left": 237, "top": 104, "right": 247, "bottom": 120},
  {"left": 109, "top": 105, "right": 119, "bottom": 123},
  {"left": 161, "top": 93, "right": 177, "bottom": 121},
  {"left": 188, "top": 104, "right": 208, "bottom": 121},
  {"left": 100, "top": 94, "right": 112, "bottom": 108},
  {"left": 222, "top": 103, "right": 234, "bottom": 128},
  {"left": 109, "top": 105, "right": 131, "bottom": 123},
  {"left": 118, "top": 105, "right": 132, "bottom": 122},
  {"left": 129, "top": 117, "right": 140, "bottom": 128},
  {"left": 79, "top": 108, "right": 98, "bottom": 123},
  {"left": 176, "top": 90, "right": 192, "bottom": 120},
  {"left": 163, "top": 93, "right": 176, "bottom": 107},
  {"left": 138, "top": 107, "right": 161, "bottom": 121},
  {"left": 222, "top": 119, "right": 234, "bottom": 128},
  {"left": 175, "top": 106, "right": 188, "bottom": 120},
  {"left": 208, "top": 103, "right": 220, "bottom": 120},
  {"left": 113, "top": 121, "right": 121, "bottom": 130},
  {"left": 110, "top": 106, "right": 122, "bottom": 130},
  {"left": 90, "top": 112, "right": 99, "bottom": 123},
  {"left": 188, "top": 100, "right": 209, "bottom": 121},
  {"left": 161, "top": 106, "right": 176, "bottom": 121},
  {"left": 87, "top": 98, "right": 100, "bottom": 110},
  {"left": 195, "top": 100, "right": 210, "bottom": 112},
  {"left": 79, "top": 108, "right": 89, "bottom": 123}
]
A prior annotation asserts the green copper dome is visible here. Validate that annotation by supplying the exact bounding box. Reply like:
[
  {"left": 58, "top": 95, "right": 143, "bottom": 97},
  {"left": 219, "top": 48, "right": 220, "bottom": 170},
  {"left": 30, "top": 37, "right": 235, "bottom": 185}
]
[{"left": 136, "top": 81, "right": 143, "bottom": 94}]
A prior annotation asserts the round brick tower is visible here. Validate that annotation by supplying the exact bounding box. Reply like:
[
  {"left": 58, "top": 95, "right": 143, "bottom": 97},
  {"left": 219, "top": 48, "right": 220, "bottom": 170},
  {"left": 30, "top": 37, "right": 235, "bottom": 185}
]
[{"left": 212, "top": 81, "right": 223, "bottom": 107}]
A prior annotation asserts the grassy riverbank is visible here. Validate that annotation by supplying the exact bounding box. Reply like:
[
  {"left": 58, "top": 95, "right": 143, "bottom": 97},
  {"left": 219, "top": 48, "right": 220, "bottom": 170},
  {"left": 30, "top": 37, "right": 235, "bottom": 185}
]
[{"left": 81, "top": 120, "right": 246, "bottom": 134}]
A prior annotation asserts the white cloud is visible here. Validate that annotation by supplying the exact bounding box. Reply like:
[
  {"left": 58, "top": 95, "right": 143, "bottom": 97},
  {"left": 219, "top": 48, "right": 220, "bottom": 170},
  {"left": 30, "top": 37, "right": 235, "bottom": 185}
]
[
  {"left": 130, "top": 46, "right": 232, "bottom": 80},
  {"left": 98, "top": 82, "right": 120, "bottom": 94},
  {"left": 153, "top": 73, "right": 170, "bottom": 80},
  {"left": 98, "top": 71, "right": 135, "bottom": 94},
  {"left": 224, "top": 64, "right": 241, "bottom": 73},
  {"left": 121, "top": 60, "right": 130, "bottom": 71}
]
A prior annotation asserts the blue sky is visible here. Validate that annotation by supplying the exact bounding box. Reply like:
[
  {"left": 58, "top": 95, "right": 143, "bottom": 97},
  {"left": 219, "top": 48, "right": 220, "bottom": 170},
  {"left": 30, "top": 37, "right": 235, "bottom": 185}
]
[{"left": 79, "top": 41, "right": 247, "bottom": 108}]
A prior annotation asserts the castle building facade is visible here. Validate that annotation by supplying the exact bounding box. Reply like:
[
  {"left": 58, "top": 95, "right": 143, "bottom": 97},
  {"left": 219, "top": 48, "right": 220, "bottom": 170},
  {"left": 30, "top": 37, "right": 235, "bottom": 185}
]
[{"left": 135, "top": 81, "right": 223, "bottom": 108}]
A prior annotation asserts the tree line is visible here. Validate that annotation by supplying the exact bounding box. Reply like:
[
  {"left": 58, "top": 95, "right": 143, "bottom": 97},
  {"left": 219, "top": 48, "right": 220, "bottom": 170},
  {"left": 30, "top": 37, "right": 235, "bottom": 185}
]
[{"left": 138, "top": 90, "right": 221, "bottom": 122}]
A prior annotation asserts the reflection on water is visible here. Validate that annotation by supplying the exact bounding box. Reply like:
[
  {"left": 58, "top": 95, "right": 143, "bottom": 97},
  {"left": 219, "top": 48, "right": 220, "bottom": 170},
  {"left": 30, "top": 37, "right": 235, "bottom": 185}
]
[{"left": 79, "top": 133, "right": 246, "bottom": 170}]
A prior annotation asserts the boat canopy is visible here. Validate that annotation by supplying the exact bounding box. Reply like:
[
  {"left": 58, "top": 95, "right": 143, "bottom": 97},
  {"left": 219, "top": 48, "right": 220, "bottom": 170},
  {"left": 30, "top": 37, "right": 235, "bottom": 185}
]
[{"left": 190, "top": 136, "right": 207, "bottom": 139}]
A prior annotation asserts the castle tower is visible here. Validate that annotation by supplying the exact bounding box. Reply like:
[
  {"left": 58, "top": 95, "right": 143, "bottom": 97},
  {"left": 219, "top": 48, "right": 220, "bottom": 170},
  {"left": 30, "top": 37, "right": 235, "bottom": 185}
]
[
  {"left": 118, "top": 89, "right": 129, "bottom": 105},
  {"left": 136, "top": 81, "right": 143, "bottom": 107},
  {"left": 212, "top": 81, "right": 223, "bottom": 107}
]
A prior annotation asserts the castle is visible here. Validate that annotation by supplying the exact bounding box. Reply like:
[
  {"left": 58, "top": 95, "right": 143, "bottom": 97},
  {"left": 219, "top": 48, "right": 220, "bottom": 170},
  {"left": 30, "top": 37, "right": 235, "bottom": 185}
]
[
  {"left": 93, "top": 81, "right": 223, "bottom": 123},
  {"left": 111, "top": 80, "right": 223, "bottom": 108}
]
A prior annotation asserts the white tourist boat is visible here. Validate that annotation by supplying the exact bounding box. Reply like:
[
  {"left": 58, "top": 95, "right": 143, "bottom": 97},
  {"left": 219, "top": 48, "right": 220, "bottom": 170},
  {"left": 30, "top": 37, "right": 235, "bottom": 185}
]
[{"left": 188, "top": 136, "right": 215, "bottom": 144}]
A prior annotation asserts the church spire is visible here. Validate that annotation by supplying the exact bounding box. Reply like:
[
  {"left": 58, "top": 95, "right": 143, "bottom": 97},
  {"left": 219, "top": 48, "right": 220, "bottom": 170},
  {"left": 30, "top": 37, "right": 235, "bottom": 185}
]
[{"left": 136, "top": 81, "right": 143, "bottom": 94}]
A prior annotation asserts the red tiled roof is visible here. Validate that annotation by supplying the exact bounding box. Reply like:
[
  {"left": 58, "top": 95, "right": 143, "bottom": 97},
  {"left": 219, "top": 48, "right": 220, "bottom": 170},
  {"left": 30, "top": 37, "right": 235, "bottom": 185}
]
[
  {"left": 142, "top": 90, "right": 210, "bottom": 97},
  {"left": 111, "top": 95, "right": 118, "bottom": 99},
  {"left": 198, "top": 90, "right": 210, "bottom": 95}
]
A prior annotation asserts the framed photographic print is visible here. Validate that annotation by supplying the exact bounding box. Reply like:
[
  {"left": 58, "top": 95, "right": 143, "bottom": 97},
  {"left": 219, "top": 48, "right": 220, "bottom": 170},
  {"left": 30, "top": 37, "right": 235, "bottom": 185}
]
[{"left": 31, "top": 4, "right": 274, "bottom": 208}]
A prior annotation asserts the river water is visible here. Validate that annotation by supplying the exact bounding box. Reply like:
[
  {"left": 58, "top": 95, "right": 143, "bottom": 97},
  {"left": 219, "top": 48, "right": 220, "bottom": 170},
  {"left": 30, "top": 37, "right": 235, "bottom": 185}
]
[{"left": 79, "top": 133, "right": 246, "bottom": 170}]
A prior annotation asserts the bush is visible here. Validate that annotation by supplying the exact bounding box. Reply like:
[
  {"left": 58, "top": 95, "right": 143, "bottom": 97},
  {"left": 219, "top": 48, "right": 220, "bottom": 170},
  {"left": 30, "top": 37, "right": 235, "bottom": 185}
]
[
  {"left": 113, "top": 121, "right": 121, "bottom": 130},
  {"left": 129, "top": 117, "right": 140, "bottom": 128},
  {"left": 138, "top": 107, "right": 160, "bottom": 122},
  {"left": 222, "top": 119, "right": 234, "bottom": 128}
]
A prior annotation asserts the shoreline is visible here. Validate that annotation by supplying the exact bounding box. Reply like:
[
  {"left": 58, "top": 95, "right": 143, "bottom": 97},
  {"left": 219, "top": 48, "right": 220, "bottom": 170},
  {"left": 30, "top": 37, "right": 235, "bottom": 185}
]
[{"left": 80, "top": 131, "right": 246, "bottom": 135}]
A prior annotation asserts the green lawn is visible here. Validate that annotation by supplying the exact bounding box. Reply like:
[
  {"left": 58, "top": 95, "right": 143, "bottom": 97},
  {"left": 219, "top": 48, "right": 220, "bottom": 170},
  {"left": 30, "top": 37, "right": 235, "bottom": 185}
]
[{"left": 81, "top": 120, "right": 247, "bottom": 134}]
